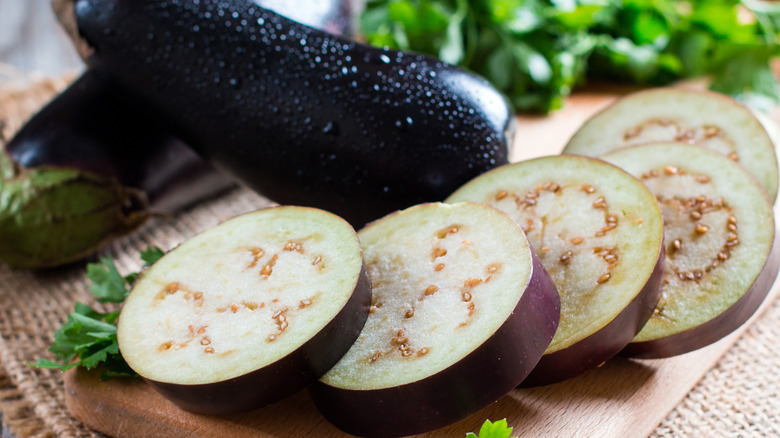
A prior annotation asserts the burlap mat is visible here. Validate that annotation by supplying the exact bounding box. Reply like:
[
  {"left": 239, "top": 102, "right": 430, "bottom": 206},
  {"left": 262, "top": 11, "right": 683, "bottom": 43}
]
[{"left": 1, "top": 67, "right": 778, "bottom": 437}]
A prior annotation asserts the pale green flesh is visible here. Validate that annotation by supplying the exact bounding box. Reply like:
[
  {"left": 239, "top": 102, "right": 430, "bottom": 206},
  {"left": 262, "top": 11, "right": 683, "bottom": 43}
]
[
  {"left": 320, "top": 202, "right": 533, "bottom": 391},
  {"left": 118, "top": 207, "right": 363, "bottom": 385},
  {"left": 603, "top": 143, "right": 775, "bottom": 341},
  {"left": 447, "top": 156, "right": 664, "bottom": 353},
  {"left": 563, "top": 88, "right": 779, "bottom": 201}
]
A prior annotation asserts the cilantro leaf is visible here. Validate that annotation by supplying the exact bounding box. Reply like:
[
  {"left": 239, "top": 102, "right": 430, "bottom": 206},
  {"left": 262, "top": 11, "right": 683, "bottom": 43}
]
[
  {"left": 28, "top": 247, "right": 163, "bottom": 379},
  {"left": 466, "top": 419, "right": 516, "bottom": 438}
]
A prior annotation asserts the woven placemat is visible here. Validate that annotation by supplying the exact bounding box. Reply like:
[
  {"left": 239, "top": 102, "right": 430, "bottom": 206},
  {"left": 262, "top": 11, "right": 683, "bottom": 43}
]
[{"left": 1, "top": 68, "right": 779, "bottom": 437}]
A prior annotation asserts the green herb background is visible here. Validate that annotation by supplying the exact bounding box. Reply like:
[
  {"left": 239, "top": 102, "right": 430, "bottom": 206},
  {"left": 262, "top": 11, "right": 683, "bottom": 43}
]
[{"left": 361, "top": 0, "right": 780, "bottom": 113}]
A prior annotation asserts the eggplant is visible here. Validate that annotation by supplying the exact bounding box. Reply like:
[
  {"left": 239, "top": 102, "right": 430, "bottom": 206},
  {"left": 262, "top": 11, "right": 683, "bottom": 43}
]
[
  {"left": 562, "top": 87, "right": 779, "bottom": 202},
  {"left": 311, "top": 202, "right": 560, "bottom": 437},
  {"left": 0, "top": 70, "right": 235, "bottom": 269},
  {"left": 446, "top": 155, "right": 665, "bottom": 385},
  {"left": 73, "top": 0, "right": 515, "bottom": 227},
  {"left": 0, "top": 0, "right": 358, "bottom": 270},
  {"left": 117, "top": 206, "right": 371, "bottom": 414}
]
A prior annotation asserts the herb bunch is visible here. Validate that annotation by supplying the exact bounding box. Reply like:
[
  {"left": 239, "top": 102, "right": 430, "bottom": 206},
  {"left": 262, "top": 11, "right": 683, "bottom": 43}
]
[
  {"left": 361, "top": 0, "right": 780, "bottom": 113},
  {"left": 30, "top": 247, "right": 163, "bottom": 379}
]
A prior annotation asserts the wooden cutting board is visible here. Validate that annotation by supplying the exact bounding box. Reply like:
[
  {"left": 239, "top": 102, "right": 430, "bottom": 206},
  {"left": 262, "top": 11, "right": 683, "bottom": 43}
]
[{"left": 64, "top": 86, "right": 780, "bottom": 438}]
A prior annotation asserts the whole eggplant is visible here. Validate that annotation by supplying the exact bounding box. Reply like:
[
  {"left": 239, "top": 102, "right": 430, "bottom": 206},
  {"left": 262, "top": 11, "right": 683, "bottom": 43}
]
[
  {"left": 0, "top": 0, "right": 357, "bottom": 270},
  {"left": 73, "top": 0, "right": 515, "bottom": 227}
]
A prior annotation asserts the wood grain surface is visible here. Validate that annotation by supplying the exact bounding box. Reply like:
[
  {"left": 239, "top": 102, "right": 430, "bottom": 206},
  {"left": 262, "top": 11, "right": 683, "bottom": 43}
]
[{"left": 63, "top": 88, "right": 780, "bottom": 438}]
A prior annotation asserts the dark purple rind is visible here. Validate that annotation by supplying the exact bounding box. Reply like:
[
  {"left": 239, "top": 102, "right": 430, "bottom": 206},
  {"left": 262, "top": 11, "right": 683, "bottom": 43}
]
[
  {"left": 145, "top": 259, "right": 372, "bottom": 415},
  {"left": 74, "top": 0, "right": 513, "bottom": 228},
  {"left": 308, "top": 249, "right": 560, "bottom": 438},
  {"left": 621, "top": 230, "right": 780, "bottom": 359},
  {"left": 520, "top": 244, "right": 665, "bottom": 387}
]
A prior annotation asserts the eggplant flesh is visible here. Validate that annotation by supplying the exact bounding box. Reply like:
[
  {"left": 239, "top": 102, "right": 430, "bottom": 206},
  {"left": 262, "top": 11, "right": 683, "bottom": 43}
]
[
  {"left": 74, "top": 0, "right": 514, "bottom": 227},
  {"left": 117, "top": 206, "right": 372, "bottom": 415}
]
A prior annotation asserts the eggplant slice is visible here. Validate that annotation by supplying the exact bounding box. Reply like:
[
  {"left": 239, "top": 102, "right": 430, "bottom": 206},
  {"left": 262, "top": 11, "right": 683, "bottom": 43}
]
[
  {"left": 117, "top": 206, "right": 371, "bottom": 414},
  {"left": 563, "top": 87, "right": 779, "bottom": 202},
  {"left": 447, "top": 155, "right": 665, "bottom": 385},
  {"left": 603, "top": 143, "right": 779, "bottom": 358},
  {"left": 311, "top": 202, "right": 560, "bottom": 437}
]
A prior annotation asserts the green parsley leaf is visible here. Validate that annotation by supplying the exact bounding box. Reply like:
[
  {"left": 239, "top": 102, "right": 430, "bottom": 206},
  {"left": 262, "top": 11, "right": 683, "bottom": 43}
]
[
  {"left": 140, "top": 246, "right": 165, "bottom": 266},
  {"left": 124, "top": 246, "right": 165, "bottom": 285},
  {"left": 28, "top": 247, "right": 163, "bottom": 379},
  {"left": 361, "top": 0, "right": 780, "bottom": 113},
  {"left": 87, "top": 257, "right": 129, "bottom": 304},
  {"left": 466, "top": 419, "right": 516, "bottom": 438}
]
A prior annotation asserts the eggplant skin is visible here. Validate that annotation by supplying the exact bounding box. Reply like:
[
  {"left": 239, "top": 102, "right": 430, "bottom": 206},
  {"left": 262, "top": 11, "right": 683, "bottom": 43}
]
[
  {"left": 522, "top": 245, "right": 664, "bottom": 386},
  {"left": 0, "top": 68, "right": 233, "bottom": 269},
  {"left": 309, "top": 252, "right": 559, "bottom": 438},
  {"left": 6, "top": 69, "right": 234, "bottom": 213},
  {"left": 622, "top": 233, "right": 780, "bottom": 359},
  {"left": 74, "top": 0, "right": 514, "bottom": 227},
  {"left": 146, "top": 261, "right": 372, "bottom": 415}
]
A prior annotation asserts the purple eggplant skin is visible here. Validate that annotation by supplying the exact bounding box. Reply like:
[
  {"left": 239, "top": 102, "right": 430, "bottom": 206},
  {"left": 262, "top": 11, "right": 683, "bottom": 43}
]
[
  {"left": 73, "top": 0, "right": 514, "bottom": 228},
  {"left": 309, "top": 252, "right": 560, "bottom": 438},
  {"left": 6, "top": 69, "right": 233, "bottom": 213},
  {"left": 146, "top": 261, "right": 372, "bottom": 416},
  {"left": 521, "top": 246, "right": 665, "bottom": 387},
  {"left": 0, "top": 69, "right": 236, "bottom": 269},
  {"left": 621, "top": 234, "right": 780, "bottom": 359}
]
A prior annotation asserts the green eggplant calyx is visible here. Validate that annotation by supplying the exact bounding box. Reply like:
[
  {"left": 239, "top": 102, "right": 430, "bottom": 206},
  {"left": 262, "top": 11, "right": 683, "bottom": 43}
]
[{"left": 0, "top": 159, "right": 150, "bottom": 269}]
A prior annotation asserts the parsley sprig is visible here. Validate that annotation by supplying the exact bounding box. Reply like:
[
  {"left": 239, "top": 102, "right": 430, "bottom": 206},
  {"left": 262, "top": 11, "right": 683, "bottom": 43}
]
[
  {"left": 362, "top": 0, "right": 780, "bottom": 113},
  {"left": 29, "top": 247, "right": 164, "bottom": 379},
  {"left": 467, "top": 419, "right": 517, "bottom": 438}
]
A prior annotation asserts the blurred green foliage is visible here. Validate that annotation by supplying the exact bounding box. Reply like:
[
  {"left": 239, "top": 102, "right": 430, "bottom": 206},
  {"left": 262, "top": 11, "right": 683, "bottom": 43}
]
[{"left": 361, "top": 0, "right": 780, "bottom": 113}]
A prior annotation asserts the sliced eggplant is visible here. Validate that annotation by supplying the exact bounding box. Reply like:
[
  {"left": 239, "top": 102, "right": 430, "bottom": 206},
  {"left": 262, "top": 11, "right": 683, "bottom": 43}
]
[
  {"left": 73, "top": 0, "right": 514, "bottom": 228},
  {"left": 562, "top": 87, "right": 779, "bottom": 202},
  {"left": 446, "top": 155, "right": 665, "bottom": 385},
  {"left": 117, "top": 206, "right": 371, "bottom": 414},
  {"left": 310, "top": 202, "right": 560, "bottom": 437},
  {"left": 602, "top": 143, "right": 779, "bottom": 358}
]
